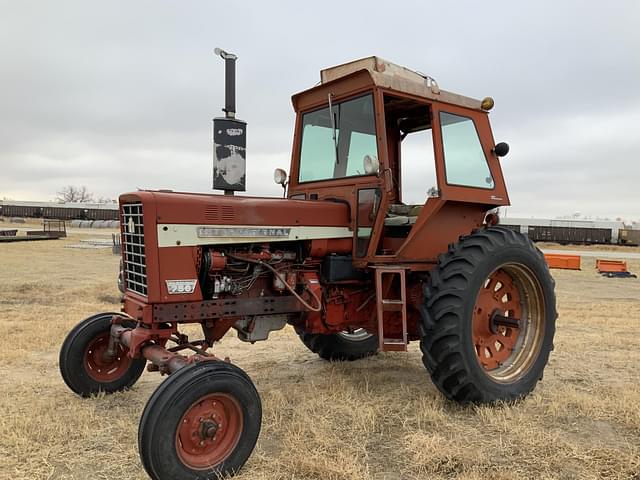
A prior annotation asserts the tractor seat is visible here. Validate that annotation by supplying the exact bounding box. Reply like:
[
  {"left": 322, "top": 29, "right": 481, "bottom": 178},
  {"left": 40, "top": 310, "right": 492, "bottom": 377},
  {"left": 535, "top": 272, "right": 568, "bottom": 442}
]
[{"left": 384, "top": 204, "right": 423, "bottom": 226}]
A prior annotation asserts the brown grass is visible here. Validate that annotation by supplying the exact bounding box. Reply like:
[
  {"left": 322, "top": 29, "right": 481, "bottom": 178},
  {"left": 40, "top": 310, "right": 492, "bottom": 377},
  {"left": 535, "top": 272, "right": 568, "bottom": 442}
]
[{"left": 0, "top": 226, "right": 639, "bottom": 480}]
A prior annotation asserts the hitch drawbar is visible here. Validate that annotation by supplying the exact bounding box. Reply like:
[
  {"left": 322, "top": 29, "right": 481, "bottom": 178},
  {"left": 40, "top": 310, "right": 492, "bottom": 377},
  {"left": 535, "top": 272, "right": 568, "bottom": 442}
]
[{"left": 107, "top": 321, "right": 218, "bottom": 375}]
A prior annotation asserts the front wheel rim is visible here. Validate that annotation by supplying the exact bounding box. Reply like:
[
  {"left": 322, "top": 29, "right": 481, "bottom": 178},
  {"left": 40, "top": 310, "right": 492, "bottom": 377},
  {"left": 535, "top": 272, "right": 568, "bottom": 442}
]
[
  {"left": 83, "top": 332, "right": 133, "bottom": 382},
  {"left": 176, "top": 393, "right": 243, "bottom": 470},
  {"left": 472, "top": 263, "right": 545, "bottom": 383}
]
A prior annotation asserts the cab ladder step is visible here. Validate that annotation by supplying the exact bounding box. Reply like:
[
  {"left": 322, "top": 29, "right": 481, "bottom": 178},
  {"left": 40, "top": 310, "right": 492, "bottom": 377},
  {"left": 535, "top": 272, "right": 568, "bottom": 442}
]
[{"left": 374, "top": 266, "right": 408, "bottom": 352}]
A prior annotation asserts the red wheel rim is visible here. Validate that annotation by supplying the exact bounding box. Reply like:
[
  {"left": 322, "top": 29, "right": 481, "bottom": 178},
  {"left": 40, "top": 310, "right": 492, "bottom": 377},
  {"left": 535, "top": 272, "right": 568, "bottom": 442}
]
[
  {"left": 176, "top": 393, "right": 243, "bottom": 470},
  {"left": 473, "top": 269, "right": 522, "bottom": 371},
  {"left": 83, "top": 332, "right": 133, "bottom": 382}
]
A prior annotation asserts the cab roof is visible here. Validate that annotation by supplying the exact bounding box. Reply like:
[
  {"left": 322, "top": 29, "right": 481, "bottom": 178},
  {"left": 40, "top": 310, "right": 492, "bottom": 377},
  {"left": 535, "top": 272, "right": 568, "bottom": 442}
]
[{"left": 292, "top": 56, "right": 484, "bottom": 112}]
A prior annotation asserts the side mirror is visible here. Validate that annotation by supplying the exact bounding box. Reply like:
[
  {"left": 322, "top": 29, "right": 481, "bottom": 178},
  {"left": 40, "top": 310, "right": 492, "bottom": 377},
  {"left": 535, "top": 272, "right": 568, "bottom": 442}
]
[
  {"left": 274, "top": 168, "right": 288, "bottom": 185},
  {"left": 493, "top": 142, "right": 510, "bottom": 157}
]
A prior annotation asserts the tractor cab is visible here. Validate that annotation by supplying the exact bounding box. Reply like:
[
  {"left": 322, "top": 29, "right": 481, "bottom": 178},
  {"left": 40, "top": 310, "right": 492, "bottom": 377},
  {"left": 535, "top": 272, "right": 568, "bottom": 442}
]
[{"left": 284, "top": 57, "right": 510, "bottom": 266}]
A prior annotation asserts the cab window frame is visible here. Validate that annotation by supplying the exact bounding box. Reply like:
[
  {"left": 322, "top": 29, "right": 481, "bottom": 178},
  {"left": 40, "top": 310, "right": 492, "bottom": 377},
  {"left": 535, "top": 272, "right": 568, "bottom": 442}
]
[
  {"left": 439, "top": 110, "right": 496, "bottom": 191},
  {"left": 296, "top": 92, "right": 380, "bottom": 185}
]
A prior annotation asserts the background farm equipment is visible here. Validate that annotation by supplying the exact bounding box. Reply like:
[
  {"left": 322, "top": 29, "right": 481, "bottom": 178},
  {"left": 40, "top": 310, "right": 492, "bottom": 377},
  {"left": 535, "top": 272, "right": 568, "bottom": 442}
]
[
  {"left": 596, "top": 259, "right": 637, "bottom": 278},
  {"left": 28, "top": 219, "right": 67, "bottom": 238},
  {"left": 0, "top": 219, "right": 66, "bottom": 243}
]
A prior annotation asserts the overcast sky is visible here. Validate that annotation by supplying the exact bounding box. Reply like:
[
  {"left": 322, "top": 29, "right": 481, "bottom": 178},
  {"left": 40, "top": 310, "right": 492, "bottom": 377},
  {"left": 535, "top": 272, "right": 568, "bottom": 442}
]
[{"left": 1, "top": 1, "right": 638, "bottom": 220}]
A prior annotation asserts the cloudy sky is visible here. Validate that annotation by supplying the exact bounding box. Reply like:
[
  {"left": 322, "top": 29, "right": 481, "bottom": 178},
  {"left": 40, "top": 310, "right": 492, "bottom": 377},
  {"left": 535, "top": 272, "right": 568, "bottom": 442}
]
[{"left": 1, "top": 1, "right": 638, "bottom": 220}]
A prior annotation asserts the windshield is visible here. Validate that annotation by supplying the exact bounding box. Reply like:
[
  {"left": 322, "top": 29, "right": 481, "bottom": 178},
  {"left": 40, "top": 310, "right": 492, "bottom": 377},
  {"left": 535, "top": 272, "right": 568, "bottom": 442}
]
[{"left": 298, "top": 94, "right": 378, "bottom": 183}]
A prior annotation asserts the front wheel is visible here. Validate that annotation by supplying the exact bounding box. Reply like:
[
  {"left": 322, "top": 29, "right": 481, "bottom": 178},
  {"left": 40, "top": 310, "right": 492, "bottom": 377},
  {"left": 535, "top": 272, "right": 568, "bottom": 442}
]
[
  {"left": 59, "top": 312, "right": 146, "bottom": 397},
  {"left": 138, "top": 361, "right": 262, "bottom": 479},
  {"left": 420, "top": 227, "right": 557, "bottom": 403}
]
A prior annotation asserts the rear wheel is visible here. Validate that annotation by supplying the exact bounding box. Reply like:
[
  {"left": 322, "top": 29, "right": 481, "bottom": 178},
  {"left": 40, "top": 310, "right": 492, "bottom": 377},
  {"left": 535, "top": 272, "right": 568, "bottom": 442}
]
[
  {"left": 59, "top": 312, "right": 146, "bottom": 397},
  {"left": 295, "top": 326, "right": 379, "bottom": 361},
  {"left": 420, "top": 227, "right": 556, "bottom": 403},
  {"left": 138, "top": 361, "right": 261, "bottom": 479}
]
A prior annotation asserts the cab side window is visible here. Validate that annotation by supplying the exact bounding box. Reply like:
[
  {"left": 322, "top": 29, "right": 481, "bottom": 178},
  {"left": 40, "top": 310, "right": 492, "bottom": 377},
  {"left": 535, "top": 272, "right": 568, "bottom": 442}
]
[{"left": 440, "top": 112, "right": 494, "bottom": 189}]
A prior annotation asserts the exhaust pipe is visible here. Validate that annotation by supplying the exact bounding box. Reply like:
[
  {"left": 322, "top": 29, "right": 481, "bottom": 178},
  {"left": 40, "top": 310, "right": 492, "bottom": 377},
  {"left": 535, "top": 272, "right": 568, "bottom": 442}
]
[
  {"left": 212, "top": 48, "right": 246, "bottom": 195},
  {"left": 214, "top": 47, "right": 237, "bottom": 119}
]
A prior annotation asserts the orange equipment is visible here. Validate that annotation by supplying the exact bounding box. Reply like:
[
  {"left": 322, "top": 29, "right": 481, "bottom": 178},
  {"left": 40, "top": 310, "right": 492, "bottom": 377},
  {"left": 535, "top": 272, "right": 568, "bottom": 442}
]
[
  {"left": 596, "top": 259, "right": 628, "bottom": 273},
  {"left": 544, "top": 253, "right": 581, "bottom": 270}
]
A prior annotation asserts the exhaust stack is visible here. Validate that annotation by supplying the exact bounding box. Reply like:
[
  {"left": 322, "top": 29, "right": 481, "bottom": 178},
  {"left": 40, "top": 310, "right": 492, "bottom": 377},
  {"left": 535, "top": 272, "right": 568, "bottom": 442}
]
[
  {"left": 214, "top": 47, "right": 237, "bottom": 118},
  {"left": 213, "top": 48, "right": 246, "bottom": 194}
]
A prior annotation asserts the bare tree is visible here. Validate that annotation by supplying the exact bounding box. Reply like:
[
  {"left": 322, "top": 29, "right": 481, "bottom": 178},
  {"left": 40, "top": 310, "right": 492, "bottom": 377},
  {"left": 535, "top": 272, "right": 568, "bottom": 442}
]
[{"left": 56, "top": 185, "right": 95, "bottom": 203}]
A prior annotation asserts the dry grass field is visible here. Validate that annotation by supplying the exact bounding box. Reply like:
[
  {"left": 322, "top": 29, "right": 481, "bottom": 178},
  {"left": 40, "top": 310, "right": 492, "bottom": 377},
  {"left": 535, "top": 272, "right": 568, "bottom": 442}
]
[{"left": 1, "top": 223, "right": 639, "bottom": 480}]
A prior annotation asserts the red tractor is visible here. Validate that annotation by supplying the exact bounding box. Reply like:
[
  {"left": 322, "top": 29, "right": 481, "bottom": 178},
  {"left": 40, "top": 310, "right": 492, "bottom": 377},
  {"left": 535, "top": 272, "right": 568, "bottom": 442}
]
[{"left": 60, "top": 56, "right": 556, "bottom": 479}]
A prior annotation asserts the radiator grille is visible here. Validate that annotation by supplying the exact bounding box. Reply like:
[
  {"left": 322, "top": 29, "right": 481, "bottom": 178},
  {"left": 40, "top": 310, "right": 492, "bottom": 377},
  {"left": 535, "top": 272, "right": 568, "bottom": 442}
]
[{"left": 121, "top": 203, "right": 147, "bottom": 296}]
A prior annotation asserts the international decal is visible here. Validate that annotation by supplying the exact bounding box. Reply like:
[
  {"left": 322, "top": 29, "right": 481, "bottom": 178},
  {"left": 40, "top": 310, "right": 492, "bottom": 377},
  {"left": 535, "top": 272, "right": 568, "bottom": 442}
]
[{"left": 197, "top": 227, "right": 291, "bottom": 238}]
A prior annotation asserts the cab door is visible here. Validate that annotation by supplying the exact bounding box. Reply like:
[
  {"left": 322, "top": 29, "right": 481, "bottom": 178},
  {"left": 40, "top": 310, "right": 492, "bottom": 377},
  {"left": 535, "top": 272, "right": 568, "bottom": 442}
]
[
  {"left": 287, "top": 90, "right": 386, "bottom": 260},
  {"left": 430, "top": 103, "right": 509, "bottom": 205}
]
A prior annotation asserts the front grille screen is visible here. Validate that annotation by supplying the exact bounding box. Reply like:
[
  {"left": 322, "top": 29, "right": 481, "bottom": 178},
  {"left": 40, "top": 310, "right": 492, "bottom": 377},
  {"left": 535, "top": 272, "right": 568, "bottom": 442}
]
[{"left": 121, "top": 203, "right": 147, "bottom": 296}]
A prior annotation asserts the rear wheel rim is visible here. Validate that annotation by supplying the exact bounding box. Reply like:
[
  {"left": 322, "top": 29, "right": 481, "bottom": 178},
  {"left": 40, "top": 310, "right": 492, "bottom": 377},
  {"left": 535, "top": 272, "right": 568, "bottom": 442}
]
[
  {"left": 176, "top": 393, "right": 243, "bottom": 470},
  {"left": 336, "top": 328, "right": 372, "bottom": 342},
  {"left": 472, "top": 264, "right": 545, "bottom": 383},
  {"left": 84, "top": 332, "right": 133, "bottom": 382}
]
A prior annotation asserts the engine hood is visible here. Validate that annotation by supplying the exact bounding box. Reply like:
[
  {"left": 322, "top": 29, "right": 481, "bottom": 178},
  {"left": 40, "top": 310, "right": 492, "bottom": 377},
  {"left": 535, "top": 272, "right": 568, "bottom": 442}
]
[{"left": 119, "top": 190, "right": 352, "bottom": 248}]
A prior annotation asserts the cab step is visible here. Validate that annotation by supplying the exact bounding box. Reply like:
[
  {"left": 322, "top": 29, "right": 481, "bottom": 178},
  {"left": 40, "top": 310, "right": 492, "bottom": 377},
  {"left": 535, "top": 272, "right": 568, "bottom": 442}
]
[{"left": 374, "top": 266, "right": 408, "bottom": 352}]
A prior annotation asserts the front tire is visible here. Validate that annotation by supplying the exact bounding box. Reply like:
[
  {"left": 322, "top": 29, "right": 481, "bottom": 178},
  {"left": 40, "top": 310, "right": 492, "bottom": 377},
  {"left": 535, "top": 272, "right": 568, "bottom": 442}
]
[
  {"left": 420, "top": 227, "right": 556, "bottom": 403},
  {"left": 59, "top": 312, "right": 146, "bottom": 397},
  {"left": 138, "top": 361, "right": 261, "bottom": 479}
]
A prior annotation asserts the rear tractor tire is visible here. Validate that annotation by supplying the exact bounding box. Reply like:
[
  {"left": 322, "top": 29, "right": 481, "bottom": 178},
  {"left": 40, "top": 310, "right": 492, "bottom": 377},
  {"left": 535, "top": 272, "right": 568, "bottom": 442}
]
[
  {"left": 420, "top": 227, "right": 556, "bottom": 403},
  {"left": 59, "top": 312, "right": 146, "bottom": 397},
  {"left": 295, "top": 327, "right": 379, "bottom": 361},
  {"left": 138, "top": 361, "right": 261, "bottom": 479}
]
